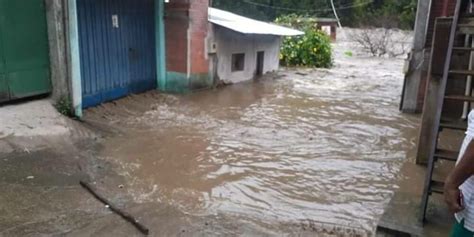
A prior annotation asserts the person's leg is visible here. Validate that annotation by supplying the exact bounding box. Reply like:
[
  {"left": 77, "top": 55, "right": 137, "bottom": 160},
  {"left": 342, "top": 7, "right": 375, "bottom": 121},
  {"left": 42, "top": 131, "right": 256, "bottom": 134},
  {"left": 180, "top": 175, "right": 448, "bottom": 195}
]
[{"left": 451, "top": 219, "right": 474, "bottom": 237}]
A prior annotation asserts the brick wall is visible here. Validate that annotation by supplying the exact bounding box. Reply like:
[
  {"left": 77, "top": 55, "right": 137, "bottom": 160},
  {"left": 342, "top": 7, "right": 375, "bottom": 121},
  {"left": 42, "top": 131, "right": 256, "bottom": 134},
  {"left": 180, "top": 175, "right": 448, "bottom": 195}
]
[
  {"left": 189, "top": 0, "right": 209, "bottom": 74},
  {"left": 164, "top": 0, "right": 209, "bottom": 75},
  {"left": 165, "top": 0, "right": 189, "bottom": 73}
]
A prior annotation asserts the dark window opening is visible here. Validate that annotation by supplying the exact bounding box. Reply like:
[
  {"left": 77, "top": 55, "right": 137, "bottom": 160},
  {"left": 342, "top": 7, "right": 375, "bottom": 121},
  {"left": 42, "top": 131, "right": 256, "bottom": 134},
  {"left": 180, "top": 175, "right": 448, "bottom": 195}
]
[
  {"left": 232, "top": 53, "right": 245, "bottom": 72},
  {"left": 256, "top": 51, "right": 264, "bottom": 76}
]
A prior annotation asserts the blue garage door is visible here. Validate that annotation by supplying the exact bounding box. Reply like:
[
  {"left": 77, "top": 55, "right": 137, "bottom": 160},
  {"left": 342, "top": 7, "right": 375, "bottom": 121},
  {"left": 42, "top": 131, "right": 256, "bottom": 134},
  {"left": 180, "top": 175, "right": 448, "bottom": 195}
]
[{"left": 77, "top": 0, "right": 156, "bottom": 108}]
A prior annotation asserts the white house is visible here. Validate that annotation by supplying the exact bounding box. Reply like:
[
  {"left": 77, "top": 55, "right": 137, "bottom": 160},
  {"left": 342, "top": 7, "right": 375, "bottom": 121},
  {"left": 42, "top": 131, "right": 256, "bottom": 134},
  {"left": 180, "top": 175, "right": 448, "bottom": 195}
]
[{"left": 208, "top": 8, "right": 303, "bottom": 84}]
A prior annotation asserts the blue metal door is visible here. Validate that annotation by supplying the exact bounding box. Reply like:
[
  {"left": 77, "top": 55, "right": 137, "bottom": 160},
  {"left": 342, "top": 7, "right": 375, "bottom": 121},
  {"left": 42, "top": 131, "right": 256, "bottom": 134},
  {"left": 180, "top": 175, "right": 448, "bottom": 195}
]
[{"left": 77, "top": 0, "right": 156, "bottom": 108}]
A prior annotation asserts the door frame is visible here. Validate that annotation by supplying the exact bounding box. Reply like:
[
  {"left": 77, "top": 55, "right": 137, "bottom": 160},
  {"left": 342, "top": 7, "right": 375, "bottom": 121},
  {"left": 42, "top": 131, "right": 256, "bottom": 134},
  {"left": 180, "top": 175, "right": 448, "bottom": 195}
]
[
  {"left": 256, "top": 51, "right": 264, "bottom": 77},
  {"left": 67, "top": 0, "right": 166, "bottom": 117}
]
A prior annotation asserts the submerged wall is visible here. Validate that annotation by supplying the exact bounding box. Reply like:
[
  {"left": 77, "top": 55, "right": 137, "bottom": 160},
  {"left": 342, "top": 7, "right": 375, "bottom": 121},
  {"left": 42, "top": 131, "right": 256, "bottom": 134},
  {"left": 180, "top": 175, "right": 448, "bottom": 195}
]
[{"left": 213, "top": 26, "right": 281, "bottom": 84}]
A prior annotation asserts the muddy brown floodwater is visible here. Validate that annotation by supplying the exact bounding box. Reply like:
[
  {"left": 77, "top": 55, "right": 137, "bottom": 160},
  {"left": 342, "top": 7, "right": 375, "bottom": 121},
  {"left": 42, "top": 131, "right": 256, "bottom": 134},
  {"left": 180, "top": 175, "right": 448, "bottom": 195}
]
[{"left": 76, "top": 39, "right": 420, "bottom": 236}]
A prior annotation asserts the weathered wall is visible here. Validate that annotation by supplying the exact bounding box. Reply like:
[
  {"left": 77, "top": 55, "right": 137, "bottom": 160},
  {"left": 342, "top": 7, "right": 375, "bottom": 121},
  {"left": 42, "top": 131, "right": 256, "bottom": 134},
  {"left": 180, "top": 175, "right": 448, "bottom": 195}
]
[
  {"left": 189, "top": 0, "right": 209, "bottom": 75},
  {"left": 164, "top": 0, "right": 211, "bottom": 92},
  {"left": 165, "top": 1, "right": 188, "bottom": 74},
  {"left": 401, "top": 0, "right": 457, "bottom": 113},
  {"left": 213, "top": 26, "right": 281, "bottom": 84},
  {"left": 426, "top": 0, "right": 457, "bottom": 48},
  {"left": 188, "top": 0, "right": 211, "bottom": 89},
  {"left": 45, "top": 0, "right": 70, "bottom": 101}
]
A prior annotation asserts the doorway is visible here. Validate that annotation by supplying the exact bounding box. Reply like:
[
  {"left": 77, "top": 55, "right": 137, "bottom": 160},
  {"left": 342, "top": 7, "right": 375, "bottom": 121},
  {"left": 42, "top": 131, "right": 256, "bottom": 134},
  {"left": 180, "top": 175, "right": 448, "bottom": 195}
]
[{"left": 256, "top": 51, "right": 264, "bottom": 77}]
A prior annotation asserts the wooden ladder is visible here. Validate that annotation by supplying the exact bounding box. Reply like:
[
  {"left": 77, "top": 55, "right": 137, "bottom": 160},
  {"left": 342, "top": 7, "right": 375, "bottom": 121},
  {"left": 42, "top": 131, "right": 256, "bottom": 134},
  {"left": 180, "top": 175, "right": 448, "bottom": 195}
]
[{"left": 419, "top": 0, "right": 474, "bottom": 222}]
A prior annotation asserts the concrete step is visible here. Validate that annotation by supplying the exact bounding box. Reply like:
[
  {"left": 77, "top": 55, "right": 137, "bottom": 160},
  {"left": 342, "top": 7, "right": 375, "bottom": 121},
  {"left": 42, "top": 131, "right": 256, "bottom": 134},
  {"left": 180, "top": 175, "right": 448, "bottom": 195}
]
[
  {"left": 453, "top": 47, "right": 474, "bottom": 52},
  {"left": 440, "top": 119, "right": 467, "bottom": 131},
  {"left": 434, "top": 149, "right": 459, "bottom": 162},
  {"left": 445, "top": 95, "right": 474, "bottom": 102},
  {"left": 449, "top": 70, "right": 474, "bottom": 76},
  {"left": 430, "top": 180, "right": 445, "bottom": 194}
]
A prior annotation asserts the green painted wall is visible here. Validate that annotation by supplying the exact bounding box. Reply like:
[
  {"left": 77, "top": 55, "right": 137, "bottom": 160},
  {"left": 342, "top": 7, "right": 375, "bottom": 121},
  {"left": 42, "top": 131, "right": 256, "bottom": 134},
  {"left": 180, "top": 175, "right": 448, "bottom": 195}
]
[{"left": 0, "top": 0, "right": 51, "bottom": 102}]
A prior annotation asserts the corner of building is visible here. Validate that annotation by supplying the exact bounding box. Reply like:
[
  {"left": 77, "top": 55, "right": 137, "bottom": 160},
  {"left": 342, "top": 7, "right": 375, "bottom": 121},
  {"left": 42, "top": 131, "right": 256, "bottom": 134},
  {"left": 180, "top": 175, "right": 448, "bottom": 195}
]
[{"left": 164, "top": 0, "right": 212, "bottom": 93}]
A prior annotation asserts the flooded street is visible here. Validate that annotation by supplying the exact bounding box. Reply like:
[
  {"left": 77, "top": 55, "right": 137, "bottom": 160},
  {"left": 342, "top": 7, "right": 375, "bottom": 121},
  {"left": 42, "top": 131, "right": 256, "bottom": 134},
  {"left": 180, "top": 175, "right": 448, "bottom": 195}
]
[
  {"left": 0, "top": 32, "right": 420, "bottom": 236},
  {"left": 78, "top": 37, "right": 420, "bottom": 236}
]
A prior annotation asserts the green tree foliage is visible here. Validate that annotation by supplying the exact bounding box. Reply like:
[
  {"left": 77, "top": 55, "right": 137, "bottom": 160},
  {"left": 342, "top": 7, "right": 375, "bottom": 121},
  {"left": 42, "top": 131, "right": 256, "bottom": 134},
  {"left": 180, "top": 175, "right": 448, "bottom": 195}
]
[
  {"left": 353, "top": 0, "right": 416, "bottom": 29},
  {"left": 211, "top": 0, "right": 417, "bottom": 30},
  {"left": 275, "top": 15, "right": 332, "bottom": 68}
]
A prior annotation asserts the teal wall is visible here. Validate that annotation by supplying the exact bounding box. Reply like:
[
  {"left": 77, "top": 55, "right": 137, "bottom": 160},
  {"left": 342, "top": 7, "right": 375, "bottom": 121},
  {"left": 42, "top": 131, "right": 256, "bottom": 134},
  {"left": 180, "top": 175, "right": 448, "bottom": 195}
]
[
  {"left": 69, "top": 0, "right": 83, "bottom": 117},
  {"left": 165, "top": 71, "right": 213, "bottom": 93},
  {"left": 155, "top": 0, "right": 166, "bottom": 91}
]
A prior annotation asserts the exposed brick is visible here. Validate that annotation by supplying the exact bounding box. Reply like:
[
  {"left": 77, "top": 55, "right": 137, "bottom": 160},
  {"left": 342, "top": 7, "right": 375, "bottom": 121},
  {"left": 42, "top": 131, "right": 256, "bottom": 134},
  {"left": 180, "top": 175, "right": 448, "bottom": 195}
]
[
  {"left": 189, "top": 0, "right": 209, "bottom": 74},
  {"left": 165, "top": 0, "right": 189, "bottom": 73},
  {"left": 164, "top": 0, "right": 209, "bottom": 75}
]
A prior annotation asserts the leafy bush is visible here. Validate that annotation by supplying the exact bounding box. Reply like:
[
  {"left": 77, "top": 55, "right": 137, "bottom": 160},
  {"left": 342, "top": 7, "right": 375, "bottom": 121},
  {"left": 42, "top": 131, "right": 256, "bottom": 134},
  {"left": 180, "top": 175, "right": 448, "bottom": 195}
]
[{"left": 275, "top": 14, "right": 332, "bottom": 68}]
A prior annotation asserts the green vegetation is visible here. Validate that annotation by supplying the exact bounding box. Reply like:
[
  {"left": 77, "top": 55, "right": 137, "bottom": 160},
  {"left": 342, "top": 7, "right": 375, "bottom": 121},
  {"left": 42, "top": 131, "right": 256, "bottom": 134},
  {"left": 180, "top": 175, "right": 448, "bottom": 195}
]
[
  {"left": 276, "top": 15, "right": 332, "bottom": 68},
  {"left": 212, "top": 0, "right": 417, "bottom": 30},
  {"left": 352, "top": 0, "right": 416, "bottom": 29},
  {"left": 55, "top": 96, "right": 74, "bottom": 117},
  {"left": 344, "top": 51, "right": 353, "bottom": 57}
]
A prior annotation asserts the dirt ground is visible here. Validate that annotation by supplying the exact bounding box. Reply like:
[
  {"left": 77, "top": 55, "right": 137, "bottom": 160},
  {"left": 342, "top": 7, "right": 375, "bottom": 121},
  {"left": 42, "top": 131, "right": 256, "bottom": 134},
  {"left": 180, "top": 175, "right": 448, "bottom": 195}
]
[{"left": 0, "top": 30, "right": 448, "bottom": 237}]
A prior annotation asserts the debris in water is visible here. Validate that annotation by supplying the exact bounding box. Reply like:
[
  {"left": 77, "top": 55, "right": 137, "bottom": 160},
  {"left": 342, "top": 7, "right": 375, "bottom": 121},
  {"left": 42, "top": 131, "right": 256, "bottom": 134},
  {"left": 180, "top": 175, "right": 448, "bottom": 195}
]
[{"left": 79, "top": 181, "right": 150, "bottom": 235}]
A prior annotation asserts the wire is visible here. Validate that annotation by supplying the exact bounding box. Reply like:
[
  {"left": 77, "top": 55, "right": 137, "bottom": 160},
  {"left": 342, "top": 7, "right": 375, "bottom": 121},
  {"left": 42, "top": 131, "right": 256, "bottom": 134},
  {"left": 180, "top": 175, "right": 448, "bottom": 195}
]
[
  {"left": 329, "top": 0, "right": 343, "bottom": 28},
  {"left": 242, "top": 0, "right": 374, "bottom": 13}
]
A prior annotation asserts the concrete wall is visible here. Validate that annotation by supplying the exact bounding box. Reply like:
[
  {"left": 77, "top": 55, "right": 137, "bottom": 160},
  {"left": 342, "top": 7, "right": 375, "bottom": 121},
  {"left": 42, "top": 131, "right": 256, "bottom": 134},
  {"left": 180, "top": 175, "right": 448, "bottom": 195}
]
[
  {"left": 45, "top": 0, "right": 70, "bottom": 101},
  {"left": 212, "top": 26, "right": 281, "bottom": 84}
]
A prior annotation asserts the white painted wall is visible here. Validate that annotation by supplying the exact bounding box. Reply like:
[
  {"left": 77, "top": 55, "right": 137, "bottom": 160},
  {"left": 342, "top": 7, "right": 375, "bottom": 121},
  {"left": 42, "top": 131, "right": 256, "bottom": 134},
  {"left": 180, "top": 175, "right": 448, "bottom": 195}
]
[{"left": 212, "top": 26, "right": 282, "bottom": 84}]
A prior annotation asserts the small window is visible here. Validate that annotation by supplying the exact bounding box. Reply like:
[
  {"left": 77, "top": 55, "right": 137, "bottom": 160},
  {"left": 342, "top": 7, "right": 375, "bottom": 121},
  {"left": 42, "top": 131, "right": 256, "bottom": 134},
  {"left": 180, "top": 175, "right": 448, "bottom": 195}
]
[{"left": 232, "top": 53, "right": 245, "bottom": 72}]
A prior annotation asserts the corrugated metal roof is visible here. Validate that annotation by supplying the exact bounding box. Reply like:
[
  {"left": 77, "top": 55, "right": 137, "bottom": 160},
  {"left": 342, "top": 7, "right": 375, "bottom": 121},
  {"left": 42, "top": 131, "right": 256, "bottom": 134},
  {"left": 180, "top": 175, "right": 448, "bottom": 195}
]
[
  {"left": 208, "top": 7, "right": 304, "bottom": 36},
  {"left": 315, "top": 18, "right": 339, "bottom": 23}
]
